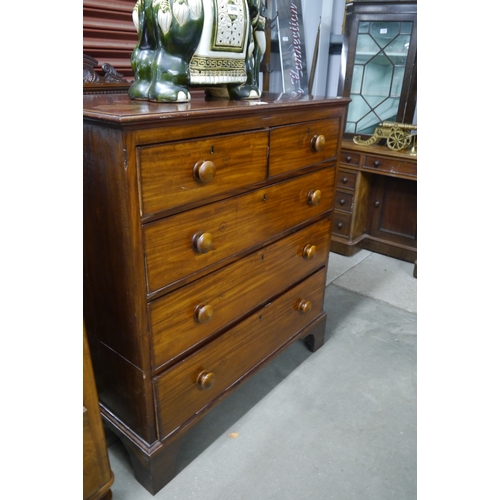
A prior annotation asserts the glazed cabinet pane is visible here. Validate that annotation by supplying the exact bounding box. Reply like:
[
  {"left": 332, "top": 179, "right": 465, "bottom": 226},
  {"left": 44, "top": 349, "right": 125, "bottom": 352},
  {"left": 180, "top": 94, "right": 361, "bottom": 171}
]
[
  {"left": 340, "top": 1, "right": 417, "bottom": 137},
  {"left": 347, "top": 20, "right": 413, "bottom": 135}
]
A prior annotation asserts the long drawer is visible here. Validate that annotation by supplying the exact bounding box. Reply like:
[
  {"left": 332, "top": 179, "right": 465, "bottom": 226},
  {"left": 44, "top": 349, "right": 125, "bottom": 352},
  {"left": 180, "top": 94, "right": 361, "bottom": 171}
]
[
  {"left": 143, "top": 167, "right": 335, "bottom": 294},
  {"left": 154, "top": 267, "right": 326, "bottom": 439},
  {"left": 137, "top": 130, "right": 269, "bottom": 217},
  {"left": 362, "top": 154, "right": 416, "bottom": 177},
  {"left": 149, "top": 217, "right": 331, "bottom": 370}
]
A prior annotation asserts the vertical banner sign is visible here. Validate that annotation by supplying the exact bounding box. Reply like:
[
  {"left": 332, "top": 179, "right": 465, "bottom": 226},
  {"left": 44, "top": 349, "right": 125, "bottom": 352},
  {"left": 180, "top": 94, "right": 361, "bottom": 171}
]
[{"left": 276, "top": 0, "right": 308, "bottom": 96}]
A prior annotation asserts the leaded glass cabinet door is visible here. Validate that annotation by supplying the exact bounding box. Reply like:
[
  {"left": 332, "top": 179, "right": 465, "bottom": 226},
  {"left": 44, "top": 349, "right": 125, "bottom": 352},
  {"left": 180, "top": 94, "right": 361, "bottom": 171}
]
[{"left": 339, "top": 1, "right": 417, "bottom": 138}]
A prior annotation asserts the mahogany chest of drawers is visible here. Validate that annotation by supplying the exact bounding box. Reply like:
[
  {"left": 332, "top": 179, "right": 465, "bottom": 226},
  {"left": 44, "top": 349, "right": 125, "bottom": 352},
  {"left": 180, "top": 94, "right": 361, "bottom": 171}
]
[{"left": 83, "top": 92, "right": 349, "bottom": 494}]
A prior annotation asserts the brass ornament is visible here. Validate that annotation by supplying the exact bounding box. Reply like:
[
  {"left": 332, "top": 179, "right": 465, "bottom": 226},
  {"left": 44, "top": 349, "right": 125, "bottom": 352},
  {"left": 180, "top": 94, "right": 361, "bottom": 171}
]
[{"left": 353, "top": 122, "right": 417, "bottom": 152}]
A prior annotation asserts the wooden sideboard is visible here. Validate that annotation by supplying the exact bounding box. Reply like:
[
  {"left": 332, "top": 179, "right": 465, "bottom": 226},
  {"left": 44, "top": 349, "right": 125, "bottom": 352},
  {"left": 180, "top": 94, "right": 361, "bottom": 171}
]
[
  {"left": 83, "top": 93, "right": 349, "bottom": 494},
  {"left": 84, "top": 324, "right": 114, "bottom": 500},
  {"left": 330, "top": 139, "right": 417, "bottom": 263}
]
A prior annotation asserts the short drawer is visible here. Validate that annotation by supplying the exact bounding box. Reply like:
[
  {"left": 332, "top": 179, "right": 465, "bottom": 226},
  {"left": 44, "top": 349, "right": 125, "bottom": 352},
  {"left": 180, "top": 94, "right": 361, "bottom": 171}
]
[
  {"left": 154, "top": 267, "right": 326, "bottom": 439},
  {"left": 363, "top": 155, "right": 416, "bottom": 177},
  {"left": 334, "top": 191, "right": 354, "bottom": 213},
  {"left": 332, "top": 212, "right": 351, "bottom": 238},
  {"left": 337, "top": 170, "right": 357, "bottom": 190},
  {"left": 137, "top": 130, "right": 268, "bottom": 216},
  {"left": 149, "top": 217, "right": 331, "bottom": 370},
  {"left": 340, "top": 150, "right": 360, "bottom": 166},
  {"left": 269, "top": 118, "right": 340, "bottom": 177},
  {"left": 143, "top": 167, "right": 335, "bottom": 294}
]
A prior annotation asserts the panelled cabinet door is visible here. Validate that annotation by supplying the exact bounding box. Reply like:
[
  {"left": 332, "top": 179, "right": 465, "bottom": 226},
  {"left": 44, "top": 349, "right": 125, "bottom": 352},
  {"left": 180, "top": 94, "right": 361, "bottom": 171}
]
[{"left": 367, "top": 174, "right": 417, "bottom": 248}]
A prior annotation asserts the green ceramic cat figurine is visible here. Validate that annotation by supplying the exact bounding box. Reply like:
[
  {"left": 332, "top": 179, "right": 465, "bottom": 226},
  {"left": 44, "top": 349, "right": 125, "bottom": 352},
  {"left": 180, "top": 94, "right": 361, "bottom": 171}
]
[{"left": 129, "top": 0, "right": 266, "bottom": 102}]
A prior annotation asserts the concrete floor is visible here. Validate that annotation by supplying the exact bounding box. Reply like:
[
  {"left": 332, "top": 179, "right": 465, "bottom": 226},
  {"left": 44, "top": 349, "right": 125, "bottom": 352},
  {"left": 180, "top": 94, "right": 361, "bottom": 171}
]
[{"left": 106, "top": 250, "right": 417, "bottom": 499}]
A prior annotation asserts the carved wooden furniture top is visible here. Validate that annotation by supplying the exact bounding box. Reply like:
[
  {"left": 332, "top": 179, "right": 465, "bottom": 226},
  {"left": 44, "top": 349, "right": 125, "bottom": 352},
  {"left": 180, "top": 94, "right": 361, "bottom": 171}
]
[{"left": 83, "top": 54, "right": 130, "bottom": 94}]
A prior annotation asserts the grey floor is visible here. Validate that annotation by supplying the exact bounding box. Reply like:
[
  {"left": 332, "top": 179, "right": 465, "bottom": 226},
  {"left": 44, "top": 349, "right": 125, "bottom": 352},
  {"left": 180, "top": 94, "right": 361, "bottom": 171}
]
[{"left": 106, "top": 250, "right": 417, "bottom": 499}]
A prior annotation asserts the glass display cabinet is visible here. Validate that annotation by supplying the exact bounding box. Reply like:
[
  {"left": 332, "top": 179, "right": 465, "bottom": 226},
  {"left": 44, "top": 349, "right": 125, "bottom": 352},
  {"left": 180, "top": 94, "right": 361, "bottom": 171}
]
[{"left": 338, "top": 1, "right": 417, "bottom": 137}]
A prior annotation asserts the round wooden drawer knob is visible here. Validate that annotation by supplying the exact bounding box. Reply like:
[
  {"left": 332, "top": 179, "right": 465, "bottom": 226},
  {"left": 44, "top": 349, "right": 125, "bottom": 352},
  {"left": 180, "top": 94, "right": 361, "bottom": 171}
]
[
  {"left": 342, "top": 177, "right": 348, "bottom": 184},
  {"left": 196, "top": 370, "right": 216, "bottom": 390},
  {"left": 193, "top": 160, "right": 216, "bottom": 183},
  {"left": 339, "top": 199, "right": 346, "bottom": 206},
  {"left": 311, "top": 134, "right": 326, "bottom": 152},
  {"left": 346, "top": 156, "right": 352, "bottom": 163},
  {"left": 373, "top": 160, "right": 380, "bottom": 168},
  {"left": 302, "top": 244, "right": 317, "bottom": 260},
  {"left": 337, "top": 222, "right": 343, "bottom": 229},
  {"left": 307, "top": 189, "right": 322, "bottom": 206},
  {"left": 298, "top": 300, "right": 312, "bottom": 314},
  {"left": 194, "top": 304, "right": 214, "bottom": 324},
  {"left": 192, "top": 231, "right": 213, "bottom": 253}
]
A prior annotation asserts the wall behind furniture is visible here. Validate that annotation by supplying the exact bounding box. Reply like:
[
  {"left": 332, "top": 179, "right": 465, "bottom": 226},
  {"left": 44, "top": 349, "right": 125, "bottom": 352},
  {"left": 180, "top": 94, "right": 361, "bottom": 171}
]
[{"left": 83, "top": 0, "right": 137, "bottom": 80}]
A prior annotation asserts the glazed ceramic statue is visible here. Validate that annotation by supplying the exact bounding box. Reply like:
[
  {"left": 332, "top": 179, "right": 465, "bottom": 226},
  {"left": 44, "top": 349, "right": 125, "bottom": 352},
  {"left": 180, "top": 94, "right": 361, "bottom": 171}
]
[{"left": 129, "top": 0, "right": 266, "bottom": 102}]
